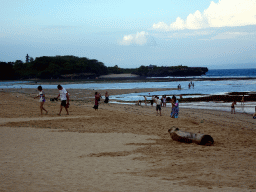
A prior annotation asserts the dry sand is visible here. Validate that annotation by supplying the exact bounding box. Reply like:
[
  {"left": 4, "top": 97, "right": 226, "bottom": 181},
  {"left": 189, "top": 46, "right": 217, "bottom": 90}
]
[{"left": 0, "top": 88, "right": 256, "bottom": 192}]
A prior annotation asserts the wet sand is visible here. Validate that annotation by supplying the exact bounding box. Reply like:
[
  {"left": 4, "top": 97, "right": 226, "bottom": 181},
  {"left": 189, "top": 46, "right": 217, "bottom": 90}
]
[{"left": 0, "top": 88, "right": 256, "bottom": 191}]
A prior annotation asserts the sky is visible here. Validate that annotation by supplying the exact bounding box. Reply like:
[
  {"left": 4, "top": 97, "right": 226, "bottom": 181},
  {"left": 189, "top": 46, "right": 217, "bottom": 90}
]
[{"left": 1, "top": 0, "right": 256, "bottom": 69}]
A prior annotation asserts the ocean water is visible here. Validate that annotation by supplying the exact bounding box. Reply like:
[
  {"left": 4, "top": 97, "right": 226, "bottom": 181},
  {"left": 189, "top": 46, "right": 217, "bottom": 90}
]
[
  {"left": 205, "top": 68, "right": 256, "bottom": 78},
  {"left": 0, "top": 69, "right": 256, "bottom": 98},
  {"left": 147, "top": 68, "right": 256, "bottom": 79},
  {"left": 1, "top": 79, "right": 255, "bottom": 97},
  {"left": 109, "top": 80, "right": 256, "bottom": 101}
]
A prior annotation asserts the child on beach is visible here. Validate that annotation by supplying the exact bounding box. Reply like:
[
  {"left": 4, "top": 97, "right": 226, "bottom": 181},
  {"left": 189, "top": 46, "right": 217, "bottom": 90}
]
[
  {"left": 253, "top": 106, "right": 256, "bottom": 119},
  {"left": 231, "top": 101, "right": 236, "bottom": 114},
  {"left": 34, "top": 86, "right": 48, "bottom": 115}
]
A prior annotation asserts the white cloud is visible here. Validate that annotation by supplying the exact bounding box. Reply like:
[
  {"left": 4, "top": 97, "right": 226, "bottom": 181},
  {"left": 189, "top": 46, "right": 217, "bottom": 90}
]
[
  {"left": 170, "top": 17, "right": 186, "bottom": 30},
  {"left": 152, "top": 0, "right": 256, "bottom": 31},
  {"left": 152, "top": 22, "right": 171, "bottom": 31},
  {"left": 120, "top": 31, "right": 156, "bottom": 46}
]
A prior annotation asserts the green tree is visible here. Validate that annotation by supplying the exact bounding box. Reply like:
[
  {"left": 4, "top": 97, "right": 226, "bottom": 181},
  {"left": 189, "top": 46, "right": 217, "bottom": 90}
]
[
  {"left": 25, "top": 54, "right": 30, "bottom": 63},
  {"left": 0, "top": 62, "right": 15, "bottom": 79}
]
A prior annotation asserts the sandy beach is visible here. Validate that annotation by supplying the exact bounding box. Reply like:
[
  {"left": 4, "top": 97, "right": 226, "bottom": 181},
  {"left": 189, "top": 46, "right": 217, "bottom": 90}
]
[{"left": 0, "top": 87, "right": 256, "bottom": 191}]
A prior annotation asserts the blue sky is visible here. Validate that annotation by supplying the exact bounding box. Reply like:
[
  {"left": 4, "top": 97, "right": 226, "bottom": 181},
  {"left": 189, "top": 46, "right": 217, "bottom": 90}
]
[{"left": 1, "top": 0, "right": 256, "bottom": 69}]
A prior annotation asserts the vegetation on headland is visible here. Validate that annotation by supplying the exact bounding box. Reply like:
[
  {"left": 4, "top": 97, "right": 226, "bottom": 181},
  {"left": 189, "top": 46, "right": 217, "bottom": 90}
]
[
  {"left": 134, "top": 65, "right": 208, "bottom": 77},
  {"left": 0, "top": 55, "right": 107, "bottom": 80},
  {"left": 0, "top": 55, "right": 208, "bottom": 80}
]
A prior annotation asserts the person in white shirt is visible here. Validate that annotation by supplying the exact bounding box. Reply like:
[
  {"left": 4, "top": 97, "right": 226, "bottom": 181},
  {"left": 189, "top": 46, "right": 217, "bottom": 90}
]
[
  {"left": 56, "top": 84, "right": 69, "bottom": 115},
  {"left": 155, "top": 96, "right": 162, "bottom": 116}
]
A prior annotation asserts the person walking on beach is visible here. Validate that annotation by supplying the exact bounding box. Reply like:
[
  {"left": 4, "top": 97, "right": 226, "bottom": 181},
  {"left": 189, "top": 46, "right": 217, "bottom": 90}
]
[
  {"left": 34, "top": 86, "right": 48, "bottom": 115},
  {"left": 56, "top": 84, "right": 69, "bottom": 115},
  {"left": 231, "top": 101, "right": 236, "bottom": 114},
  {"left": 93, "top": 92, "right": 101, "bottom": 110},
  {"left": 155, "top": 96, "right": 162, "bottom": 116},
  {"left": 170, "top": 95, "right": 179, "bottom": 118}
]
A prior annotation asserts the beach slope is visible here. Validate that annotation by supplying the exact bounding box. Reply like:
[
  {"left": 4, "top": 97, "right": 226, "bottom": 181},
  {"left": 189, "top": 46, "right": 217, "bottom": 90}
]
[{"left": 0, "top": 90, "right": 256, "bottom": 191}]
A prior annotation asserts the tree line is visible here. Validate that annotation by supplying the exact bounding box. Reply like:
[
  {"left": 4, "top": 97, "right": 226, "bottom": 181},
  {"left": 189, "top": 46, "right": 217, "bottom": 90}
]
[
  {"left": 0, "top": 55, "right": 109, "bottom": 80},
  {"left": 0, "top": 55, "right": 208, "bottom": 80}
]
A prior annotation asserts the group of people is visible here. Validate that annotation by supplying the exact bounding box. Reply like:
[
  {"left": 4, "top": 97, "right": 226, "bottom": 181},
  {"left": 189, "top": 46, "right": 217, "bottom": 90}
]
[
  {"left": 34, "top": 85, "right": 254, "bottom": 119},
  {"left": 34, "top": 85, "right": 111, "bottom": 115},
  {"left": 139, "top": 95, "right": 167, "bottom": 108},
  {"left": 136, "top": 94, "right": 179, "bottom": 117},
  {"left": 154, "top": 95, "right": 179, "bottom": 117},
  {"left": 188, "top": 81, "right": 194, "bottom": 89},
  {"left": 231, "top": 95, "right": 246, "bottom": 114},
  {"left": 34, "top": 84, "right": 70, "bottom": 115},
  {"left": 93, "top": 91, "right": 109, "bottom": 111},
  {"left": 231, "top": 95, "right": 256, "bottom": 119}
]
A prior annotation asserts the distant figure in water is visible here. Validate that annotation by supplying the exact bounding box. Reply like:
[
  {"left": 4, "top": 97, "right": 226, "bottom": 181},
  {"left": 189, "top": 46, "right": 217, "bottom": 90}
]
[
  {"left": 231, "top": 101, "right": 236, "bottom": 114},
  {"left": 253, "top": 106, "right": 256, "bottom": 119}
]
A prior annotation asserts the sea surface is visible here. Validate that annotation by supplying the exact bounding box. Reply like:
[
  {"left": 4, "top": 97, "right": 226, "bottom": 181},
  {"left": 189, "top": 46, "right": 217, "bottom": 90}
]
[
  {"left": 205, "top": 68, "right": 256, "bottom": 78},
  {"left": 1, "top": 69, "right": 256, "bottom": 114}
]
